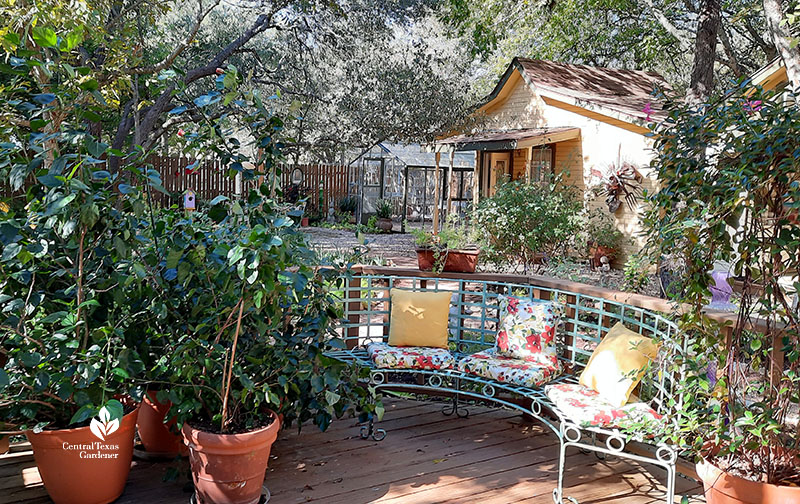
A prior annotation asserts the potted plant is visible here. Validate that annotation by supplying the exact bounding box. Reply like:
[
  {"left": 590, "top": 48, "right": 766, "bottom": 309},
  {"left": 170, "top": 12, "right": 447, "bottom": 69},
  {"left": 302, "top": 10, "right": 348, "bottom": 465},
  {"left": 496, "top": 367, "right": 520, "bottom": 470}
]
[
  {"left": 411, "top": 217, "right": 480, "bottom": 273},
  {"left": 375, "top": 199, "right": 393, "bottom": 232},
  {"left": 645, "top": 84, "right": 800, "bottom": 503},
  {"left": 134, "top": 77, "right": 379, "bottom": 503},
  {"left": 582, "top": 209, "right": 626, "bottom": 268},
  {"left": 0, "top": 135, "right": 145, "bottom": 504},
  {"left": 142, "top": 202, "right": 376, "bottom": 504}
]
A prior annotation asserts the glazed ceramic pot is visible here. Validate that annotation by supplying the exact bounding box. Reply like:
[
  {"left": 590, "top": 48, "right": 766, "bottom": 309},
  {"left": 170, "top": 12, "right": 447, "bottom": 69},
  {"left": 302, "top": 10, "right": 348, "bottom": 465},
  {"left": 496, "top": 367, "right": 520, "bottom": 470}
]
[
  {"left": 697, "top": 458, "right": 800, "bottom": 504},
  {"left": 26, "top": 407, "right": 139, "bottom": 504},
  {"left": 182, "top": 411, "right": 280, "bottom": 504}
]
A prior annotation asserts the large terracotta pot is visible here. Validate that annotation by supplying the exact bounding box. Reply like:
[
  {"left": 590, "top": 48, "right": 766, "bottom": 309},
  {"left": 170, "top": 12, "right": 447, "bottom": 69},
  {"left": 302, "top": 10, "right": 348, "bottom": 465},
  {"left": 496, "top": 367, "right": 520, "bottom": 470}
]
[
  {"left": 182, "top": 411, "right": 280, "bottom": 504},
  {"left": 416, "top": 247, "right": 479, "bottom": 273},
  {"left": 137, "top": 390, "right": 187, "bottom": 456},
  {"left": 26, "top": 407, "right": 139, "bottom": 504},
  {"left": 0, "top": 434, "right": 8, "bottom": 455},
  {"left": 697, "top": 458, "right": 800, "bottom": 504}
]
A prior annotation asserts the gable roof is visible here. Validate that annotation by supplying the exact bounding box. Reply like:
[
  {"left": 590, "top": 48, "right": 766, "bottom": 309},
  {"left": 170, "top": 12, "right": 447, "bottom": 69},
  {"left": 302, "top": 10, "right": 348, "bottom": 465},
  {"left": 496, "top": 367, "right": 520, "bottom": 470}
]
[{"left": 484, "top": 58, "right": 669, "bottom": 123}]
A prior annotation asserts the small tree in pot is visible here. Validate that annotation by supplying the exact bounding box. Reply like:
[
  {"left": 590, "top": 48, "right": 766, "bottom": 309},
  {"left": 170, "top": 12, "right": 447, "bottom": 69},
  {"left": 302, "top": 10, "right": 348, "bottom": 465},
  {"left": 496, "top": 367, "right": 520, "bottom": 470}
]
[
  {"left": 134, "top": 72, "right": 378, "bottom": 504},
  {"left": 644, "top": 84, "right": 800, "bottom": 502}
]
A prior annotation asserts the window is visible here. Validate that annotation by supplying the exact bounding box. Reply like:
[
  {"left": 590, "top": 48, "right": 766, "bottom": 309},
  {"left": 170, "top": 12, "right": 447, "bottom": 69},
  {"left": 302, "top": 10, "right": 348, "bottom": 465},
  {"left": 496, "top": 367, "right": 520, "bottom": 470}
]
[{"left": 529, "top": 147, "right": 552, "bottom": 182}]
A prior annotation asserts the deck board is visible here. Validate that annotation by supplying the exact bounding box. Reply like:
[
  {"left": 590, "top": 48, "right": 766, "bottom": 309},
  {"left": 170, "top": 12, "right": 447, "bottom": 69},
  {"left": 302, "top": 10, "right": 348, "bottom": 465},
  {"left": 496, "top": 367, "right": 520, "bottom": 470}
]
[{"left": 0, "top": 398, "right": 704, "bottom": 504}]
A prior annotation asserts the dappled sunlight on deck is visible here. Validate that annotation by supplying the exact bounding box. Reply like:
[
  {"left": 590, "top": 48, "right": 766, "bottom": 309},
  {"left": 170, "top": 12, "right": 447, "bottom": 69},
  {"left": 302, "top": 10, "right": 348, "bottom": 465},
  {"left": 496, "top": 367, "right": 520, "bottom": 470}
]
[{"left": 1, "top": 398, "right": 704, "bottom": 504}]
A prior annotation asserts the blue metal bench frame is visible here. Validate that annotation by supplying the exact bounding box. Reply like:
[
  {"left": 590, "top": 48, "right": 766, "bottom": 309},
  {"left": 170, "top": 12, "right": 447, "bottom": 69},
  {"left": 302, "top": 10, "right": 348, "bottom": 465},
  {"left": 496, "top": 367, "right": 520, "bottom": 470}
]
[{"left": 326, "top": 268, "right": 685, "bottom": 504}]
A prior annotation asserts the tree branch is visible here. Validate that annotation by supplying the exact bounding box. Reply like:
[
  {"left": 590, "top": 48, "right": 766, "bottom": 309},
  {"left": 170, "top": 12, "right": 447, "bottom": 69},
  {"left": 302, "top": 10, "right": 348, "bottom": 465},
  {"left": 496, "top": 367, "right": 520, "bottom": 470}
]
[{"left": 128, "top": 0, "right": 222, "bottom": 75}]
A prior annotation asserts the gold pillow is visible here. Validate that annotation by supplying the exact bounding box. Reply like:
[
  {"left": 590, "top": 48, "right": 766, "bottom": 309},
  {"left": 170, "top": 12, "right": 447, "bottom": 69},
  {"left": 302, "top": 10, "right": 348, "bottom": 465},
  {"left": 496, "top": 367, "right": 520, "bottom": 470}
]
[
  {"left": 578, "top": 322, "right": 659, "bottom": 407},
  {"left": 387, "top": 289, "right": 452, "bottom": 348}
]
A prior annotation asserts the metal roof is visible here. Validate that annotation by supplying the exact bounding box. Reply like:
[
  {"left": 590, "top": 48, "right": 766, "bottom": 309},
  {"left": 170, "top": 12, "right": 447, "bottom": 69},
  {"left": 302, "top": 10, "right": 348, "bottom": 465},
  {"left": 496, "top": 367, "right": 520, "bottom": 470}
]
[{"left": 349, "top": 142, "right": 475, "bottom": 168}]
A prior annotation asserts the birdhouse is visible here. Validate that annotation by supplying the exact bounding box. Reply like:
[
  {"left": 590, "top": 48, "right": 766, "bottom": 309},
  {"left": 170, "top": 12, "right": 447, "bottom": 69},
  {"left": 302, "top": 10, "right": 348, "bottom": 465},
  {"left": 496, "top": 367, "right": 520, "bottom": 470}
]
[{"left": 184, "top": 189, "right": 196, "bottom": 212}]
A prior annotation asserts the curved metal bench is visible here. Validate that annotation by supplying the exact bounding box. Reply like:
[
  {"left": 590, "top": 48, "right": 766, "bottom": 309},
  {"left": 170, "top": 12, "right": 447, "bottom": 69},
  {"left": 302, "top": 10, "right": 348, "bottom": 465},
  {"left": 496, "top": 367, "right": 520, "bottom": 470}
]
[{"left": 326, "top": 267, "right": 685, "bottom": 504}]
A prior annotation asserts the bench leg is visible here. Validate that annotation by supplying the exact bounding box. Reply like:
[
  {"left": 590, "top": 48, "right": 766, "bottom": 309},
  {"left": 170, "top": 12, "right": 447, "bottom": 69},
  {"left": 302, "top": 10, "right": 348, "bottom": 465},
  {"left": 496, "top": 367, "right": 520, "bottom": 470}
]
[
  {"left": 441, "top": 379, "right": 469, "bottom": 418},
  {"left": 360, "top": 416, "right": 386, "bottom": 442},
  {"left": 552, "top": 424, "right": 578, "bottom": 504}
]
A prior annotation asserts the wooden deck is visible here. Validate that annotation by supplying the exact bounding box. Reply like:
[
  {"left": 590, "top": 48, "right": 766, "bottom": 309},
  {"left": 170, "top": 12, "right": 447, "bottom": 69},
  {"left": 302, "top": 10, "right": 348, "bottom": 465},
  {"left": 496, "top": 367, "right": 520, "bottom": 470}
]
[{"left": 2, "top": 398, "right": 704, "bottom": 504}]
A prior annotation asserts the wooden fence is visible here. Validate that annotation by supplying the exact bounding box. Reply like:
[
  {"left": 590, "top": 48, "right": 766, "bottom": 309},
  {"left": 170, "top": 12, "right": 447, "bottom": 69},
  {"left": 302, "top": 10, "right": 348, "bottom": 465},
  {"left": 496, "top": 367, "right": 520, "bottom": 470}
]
[{"left": 148, "top": 156, "right": 354, "bottom": 214}]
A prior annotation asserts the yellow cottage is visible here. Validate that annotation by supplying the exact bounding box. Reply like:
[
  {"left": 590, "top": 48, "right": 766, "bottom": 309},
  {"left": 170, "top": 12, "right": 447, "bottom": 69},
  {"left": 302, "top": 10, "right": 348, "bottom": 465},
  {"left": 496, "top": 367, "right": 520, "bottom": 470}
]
[{"left": 438, "top": 58, "right": 669, "bottom": 259}]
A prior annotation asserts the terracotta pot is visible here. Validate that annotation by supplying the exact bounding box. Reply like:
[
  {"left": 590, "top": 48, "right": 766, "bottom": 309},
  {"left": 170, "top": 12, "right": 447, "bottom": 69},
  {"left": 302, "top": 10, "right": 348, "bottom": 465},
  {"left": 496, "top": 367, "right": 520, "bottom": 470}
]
[
  {"left": 697, "top": 458, "right": 800, "bottom": 504},
  {"left": 182, "top": 411, "right": 280, "bottom": 504},
  {"left": 137, "top": 390, "right": 187, "bottom": 456},
  {"left": 26, "top": 407, "right": 139, "bottom": 504},
  {"left": 416, "top": 247, "right": 480, "bottom": 273},
  {"left": 377, "top": 218, "right": 393, "bottom": 231},
  {"left": 0, "top": 434, "right": 8, "bottom": 455},
  {"left": 589, "top": 243, "right": 617, "bottom": 268},
  {"left": 300, "top": 217, "right": 309, "bottom": 227}
]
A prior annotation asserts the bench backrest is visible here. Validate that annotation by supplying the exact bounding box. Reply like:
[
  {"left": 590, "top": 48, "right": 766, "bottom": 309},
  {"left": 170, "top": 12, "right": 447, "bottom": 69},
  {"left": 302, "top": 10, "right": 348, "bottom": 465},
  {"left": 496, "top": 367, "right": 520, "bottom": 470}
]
[{"left": 333, "top": 270, "right": 683, "bottom": 415}]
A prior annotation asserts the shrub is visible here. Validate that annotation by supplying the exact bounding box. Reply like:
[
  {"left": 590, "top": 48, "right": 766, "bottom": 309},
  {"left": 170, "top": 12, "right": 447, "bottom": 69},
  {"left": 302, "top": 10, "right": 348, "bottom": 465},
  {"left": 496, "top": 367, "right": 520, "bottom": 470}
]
[
  {"left": 338, "top": 196, "right": 358, "bottom": 214},
  {"left": 580, "top": 208, "right": 626, "bottom": 253},
  {"left": 473, "top": 178, "right": 583, "bottom": 271}
]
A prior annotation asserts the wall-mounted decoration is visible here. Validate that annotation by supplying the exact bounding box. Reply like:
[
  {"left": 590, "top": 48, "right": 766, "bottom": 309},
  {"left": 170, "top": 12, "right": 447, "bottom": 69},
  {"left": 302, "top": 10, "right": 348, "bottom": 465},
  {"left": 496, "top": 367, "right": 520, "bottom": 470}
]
[{"left": 593, "top": 162, "right": 643, "bottom": 213}]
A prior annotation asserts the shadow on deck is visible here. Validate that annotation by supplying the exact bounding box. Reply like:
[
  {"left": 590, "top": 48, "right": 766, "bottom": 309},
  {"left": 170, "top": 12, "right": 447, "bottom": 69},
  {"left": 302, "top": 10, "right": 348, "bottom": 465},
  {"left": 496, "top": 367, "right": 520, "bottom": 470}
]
[{"left": 1, "top": 398, "right": 704, "bottom": 504}]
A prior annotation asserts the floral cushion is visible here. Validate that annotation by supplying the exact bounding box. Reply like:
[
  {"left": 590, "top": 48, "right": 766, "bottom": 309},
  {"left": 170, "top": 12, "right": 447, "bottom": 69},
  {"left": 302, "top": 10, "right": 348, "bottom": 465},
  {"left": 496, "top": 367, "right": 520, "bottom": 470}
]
[
  {"left": 545, "top": 383, "right": 663, "bottom": 430},
  {"left": 367, "top": 342, "right": 455, "bottom": 370},
  {"left": 495, "top": 295, "right": 563, "bottom": 366},
  {"left": 457, "top": 349, "right": 562, "bottom": 389}
]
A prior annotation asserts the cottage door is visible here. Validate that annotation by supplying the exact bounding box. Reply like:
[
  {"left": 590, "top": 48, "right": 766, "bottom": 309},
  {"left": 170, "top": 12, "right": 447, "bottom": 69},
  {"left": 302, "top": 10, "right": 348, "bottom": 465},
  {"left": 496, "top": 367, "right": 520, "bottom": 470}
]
[{"left": 488, "top": 152, "right": 510, "bottom": 196}]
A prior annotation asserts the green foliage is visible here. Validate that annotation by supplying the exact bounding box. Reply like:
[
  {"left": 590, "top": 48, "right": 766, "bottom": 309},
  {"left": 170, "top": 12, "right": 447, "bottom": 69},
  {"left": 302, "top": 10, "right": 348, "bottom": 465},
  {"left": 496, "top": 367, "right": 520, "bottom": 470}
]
[
  {"left": 472, "top": 178, "right": 583, "bottom": 271},
  {"left": 338, "top": 196, "right": 358, "bottom": 215},
  {"left": 0, "top": 45, "right": 152, "bottom": 429},
  {"left": 622, "top": 255, "right": 650, "bottom": 293},
  {"left": 644, "top": 83, "right": 800, "bottom": 483},
  {"left": 580, "top": 209, "right": 626, "bottom": 252},
  {"left": 138, "top": 205, "right": 374, "bottom": 434},
  {"left": 375, "top": 199, "right": 393, "bottom": 219}
]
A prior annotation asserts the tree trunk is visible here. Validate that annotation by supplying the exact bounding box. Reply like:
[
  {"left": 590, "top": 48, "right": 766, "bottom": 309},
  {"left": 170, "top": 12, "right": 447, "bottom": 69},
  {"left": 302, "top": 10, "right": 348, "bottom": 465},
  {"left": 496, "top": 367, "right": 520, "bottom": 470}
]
[
  {"left": 687, "top": 0, "right": 721, "bottom": 103},
  {"left": 764, "top": 0, "right": 800, "bottom": 93}
]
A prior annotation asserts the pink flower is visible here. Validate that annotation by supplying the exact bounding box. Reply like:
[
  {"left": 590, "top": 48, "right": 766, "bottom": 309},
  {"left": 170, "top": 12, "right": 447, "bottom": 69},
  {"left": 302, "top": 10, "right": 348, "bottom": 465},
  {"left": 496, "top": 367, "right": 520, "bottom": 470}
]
[
  {"left": 743, "top": 100, "right": 763, "bottom": 113},
  {"left": 643, "top": 102, "right": 653, "bottom": 121},
  {"left": 177, "top": 129, "right": 185, "bottom": 137}
]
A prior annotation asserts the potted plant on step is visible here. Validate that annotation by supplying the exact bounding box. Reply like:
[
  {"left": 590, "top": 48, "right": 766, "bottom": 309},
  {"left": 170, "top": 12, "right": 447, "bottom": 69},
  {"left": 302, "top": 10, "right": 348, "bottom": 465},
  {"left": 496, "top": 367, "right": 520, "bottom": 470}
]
[
  {"left": 375, "top": 199, "right": 393, "bottom": 232},
  {"left": 645, "top": 84, "right": 800, "bottom": 503},
  {"left": 582, "top": 210, "right": 626, "bottom": 268},
  {"left": 0, "top": 133, "right": 146, "bottom": 504},
  {"left": 411, "top": 216, "right": 480, "bottom": 273}
]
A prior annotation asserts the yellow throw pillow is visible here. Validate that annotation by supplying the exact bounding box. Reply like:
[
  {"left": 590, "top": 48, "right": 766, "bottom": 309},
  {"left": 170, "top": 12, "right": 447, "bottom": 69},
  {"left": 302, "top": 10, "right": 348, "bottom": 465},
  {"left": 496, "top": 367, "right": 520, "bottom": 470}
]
[
  {"left": 578, "top": 322, "right": 659, "bottom": 407},
  {"left": 387, "top": 289, "right": 452, "bottom": 348}
]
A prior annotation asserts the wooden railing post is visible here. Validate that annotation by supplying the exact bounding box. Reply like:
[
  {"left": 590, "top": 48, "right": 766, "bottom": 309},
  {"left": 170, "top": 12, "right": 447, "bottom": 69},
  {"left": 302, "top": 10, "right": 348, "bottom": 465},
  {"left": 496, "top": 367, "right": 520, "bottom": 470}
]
[{"left": 346, "top": 275, "right": 361, "bottom": 350}]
